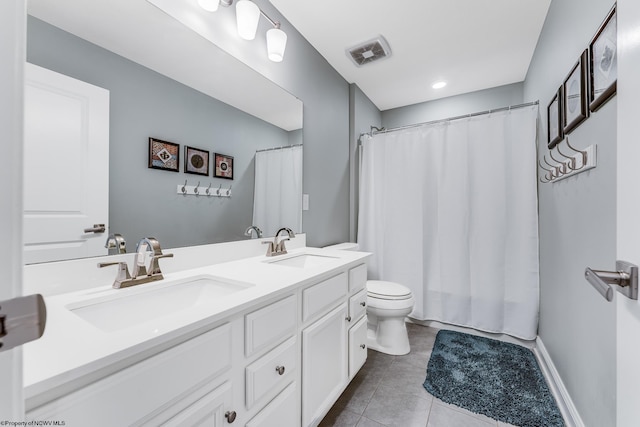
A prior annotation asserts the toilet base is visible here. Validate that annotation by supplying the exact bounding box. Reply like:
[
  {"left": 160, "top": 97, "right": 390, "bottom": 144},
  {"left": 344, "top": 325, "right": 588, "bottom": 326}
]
[{"left": 367, "top": 317, "right": 411, "bottom": 356}]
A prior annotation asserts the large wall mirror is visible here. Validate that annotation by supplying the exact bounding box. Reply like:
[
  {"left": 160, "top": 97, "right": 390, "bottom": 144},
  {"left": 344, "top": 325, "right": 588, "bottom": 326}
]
[{"left": 25, "top": 0, "right": 303, "bottom": 264}]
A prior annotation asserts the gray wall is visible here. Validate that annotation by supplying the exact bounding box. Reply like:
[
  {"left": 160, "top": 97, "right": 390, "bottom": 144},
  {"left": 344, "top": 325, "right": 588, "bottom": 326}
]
[
  {"left": 220, "top": 0, "right": 351, "bottom": 248},
  {"left": 349, "top": 84, "right": 382, "bottom": 242},
  {"left": 523, "top": 0, "right": 617, "bottom": 425},
  {"left": 381, "top": 82, "right": 524, "bottom": 128},
  {"left": 27, "top": 17, "right": 295, "bottom": 251}
]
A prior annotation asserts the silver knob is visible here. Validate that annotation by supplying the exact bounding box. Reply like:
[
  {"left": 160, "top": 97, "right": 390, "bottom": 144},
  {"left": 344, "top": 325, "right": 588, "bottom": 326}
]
[
  {"left": 225, "top": 411, "right": 237, "bottom": 423},
  {"left": 275, "top": 365, "right": 285, "bottom": 375},
  {"left": 360, "top": 344, "right": 366, "bottom": 349},
  {"left": 360, "top": 301, "right": 366, "bottom": 307},
  {"left": 346, "top": 316, "right": 352, "bottom": 322}
]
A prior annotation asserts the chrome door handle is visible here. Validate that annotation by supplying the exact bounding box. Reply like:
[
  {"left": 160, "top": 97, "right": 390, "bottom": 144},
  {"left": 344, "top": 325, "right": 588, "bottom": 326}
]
[
  {"left": 585, "top": 261, "right": 638, "bottom": 301},
  {"left": 84, "top": 224, "right": 106, "bottom": 233}
]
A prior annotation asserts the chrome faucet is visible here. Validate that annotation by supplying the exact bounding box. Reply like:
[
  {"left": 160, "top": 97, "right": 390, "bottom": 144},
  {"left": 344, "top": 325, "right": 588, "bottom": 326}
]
[
  {"left": 244, "top": 225, "right": 263, "bottom": 239},
  {"left": 263, "top": 227, "right": 296, "bottom": 257},
  {"left": 98, "top": 237, "right": 174, "bottom": 289},
  {"left": 105, "top": 233, "right": 126, "bottom": 255}
]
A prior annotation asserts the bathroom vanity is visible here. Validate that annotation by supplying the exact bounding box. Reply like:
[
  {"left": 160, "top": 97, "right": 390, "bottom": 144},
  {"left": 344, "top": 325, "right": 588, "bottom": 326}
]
[{"left": 23, "top": 243, "right": 370, "bottom": 427}]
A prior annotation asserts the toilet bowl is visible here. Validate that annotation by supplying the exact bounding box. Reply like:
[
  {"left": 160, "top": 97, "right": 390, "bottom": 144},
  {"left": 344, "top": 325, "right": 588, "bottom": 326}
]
[{"left": 323, "top": 243, "right": 415, "bottom": 356}]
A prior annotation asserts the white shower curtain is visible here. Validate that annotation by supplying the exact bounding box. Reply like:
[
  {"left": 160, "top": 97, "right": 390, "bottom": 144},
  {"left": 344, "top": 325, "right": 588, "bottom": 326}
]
[
  {"left": 357, "top": 106, "right": 539, "bottom": 339},
  {"left": 253, "top": 145, "right": 303, "bottom": 237}
]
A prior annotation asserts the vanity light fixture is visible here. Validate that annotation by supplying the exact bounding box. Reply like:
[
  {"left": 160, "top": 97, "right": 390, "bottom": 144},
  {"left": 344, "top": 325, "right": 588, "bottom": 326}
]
[
  {"left": 432, "top": 81, "right": 447, "bottom": 89},
  {"left": 197, "top": 0, "right": 287, "bottom": 62}
]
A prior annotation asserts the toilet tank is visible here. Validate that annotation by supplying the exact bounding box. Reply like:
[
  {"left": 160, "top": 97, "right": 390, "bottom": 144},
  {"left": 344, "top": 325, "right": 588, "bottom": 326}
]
[{"left": 323, "top": 242, "right": 360, "bottom": 251}]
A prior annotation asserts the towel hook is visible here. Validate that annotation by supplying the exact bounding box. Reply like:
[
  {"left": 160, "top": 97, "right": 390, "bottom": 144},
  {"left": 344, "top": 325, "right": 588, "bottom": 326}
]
[
  {"left": 217, "top": 184, "right": 222, "bottom": 196},
  {"left": 194, "top": 181, "right": 200, "bottom": 196},
  {"left": 564, "top": 137, "right": 588, "bottom": 167},
  {"left": 543, "top": 155, "right": 563, "bottom": 177},
  {"left": 206, "top": 182, "right": 212, "bottom": 196},
  {"left": 554, "top": 145, "right": 578, "bottom": 171},
  {"left": 548, "top": 149, "right": 568, "bottom": 174},
  {"left": 226, "top": 184, "right": 232, "bottom": 196},
  {"left": 181, "top": 180, "right": 188, "bottom": 194}
]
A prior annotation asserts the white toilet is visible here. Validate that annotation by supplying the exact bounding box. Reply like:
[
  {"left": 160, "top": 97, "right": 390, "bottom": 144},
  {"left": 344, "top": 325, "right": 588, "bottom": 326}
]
[{"left": 323, "top": 243, "right": 415, "bottom": 356}]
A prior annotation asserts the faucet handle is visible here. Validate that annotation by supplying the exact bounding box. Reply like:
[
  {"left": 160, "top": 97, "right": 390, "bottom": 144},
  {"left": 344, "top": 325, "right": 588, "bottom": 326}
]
[
  {"left": 262, "top": 240, "right": 276, "bottom": 257},
  {"left": 98, "top": 261, "right": 132, "bottom": 289},
  {"left": 148, "top": 253, "right": 174, "bottom": 276}
]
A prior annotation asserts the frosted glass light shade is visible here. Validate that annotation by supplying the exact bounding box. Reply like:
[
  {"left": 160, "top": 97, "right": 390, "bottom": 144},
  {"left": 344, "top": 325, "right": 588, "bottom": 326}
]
[
  {"left": 267, "top": 28, "right": 287, "bottom": 62},
  {"left": 236, "top": 0, "right": 260, "bottom": 40},
  {"left": 197, "top": 0, "right": 219, "bottom": 12}
]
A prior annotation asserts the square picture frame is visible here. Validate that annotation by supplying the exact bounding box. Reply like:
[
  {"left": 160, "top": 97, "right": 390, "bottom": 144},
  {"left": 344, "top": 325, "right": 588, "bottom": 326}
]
[
  {"left": 563, "top": 50, "right": 589, "bottom": 134},
  {"left": 184, "top": 146, "right": 210, "bottom": 176},
  {"left": 214, "top": 153, "right": 234, "bottom": 180},
  {"left": 148, "top": 137, "right": 180, "bottom": 172},
  {"left": 547, "top": 88, "right": 563, "bottom": 149},
  {"left": 589, "top": 5, "right": 617, "bottom": 112}
]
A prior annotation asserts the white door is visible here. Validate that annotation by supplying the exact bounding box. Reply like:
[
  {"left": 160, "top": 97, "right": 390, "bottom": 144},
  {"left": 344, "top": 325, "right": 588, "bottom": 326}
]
[
  {"left": 23, "top": 63, "right": 109, "bottom": 264},
  {"left": 301, "top": 303, "right": 348, "bottom": 427},
  {"left": 0, "top": 0, "right": 25, "bottom": 419},
  {"left": 616, "top": 2, "right": 640, "bottom": 425}
]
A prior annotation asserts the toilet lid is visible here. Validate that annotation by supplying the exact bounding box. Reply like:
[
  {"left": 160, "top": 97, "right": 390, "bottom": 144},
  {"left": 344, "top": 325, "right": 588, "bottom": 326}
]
[{"left": 367, "top": 280, "right": 412, "bottom": 300}]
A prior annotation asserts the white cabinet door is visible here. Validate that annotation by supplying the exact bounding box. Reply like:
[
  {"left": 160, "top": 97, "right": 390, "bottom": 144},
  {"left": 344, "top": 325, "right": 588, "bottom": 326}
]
[
  {"left": 301, "top": 303, "right": 348, "bottom": 427},
  {"left": 348, "top": 316, "right": 368, "bottom": 379},
  {"left": 23, "top": 63, "right": 109, "bottom": 263},
  {"left": 246, "top": 382, "right": 298, "bottom": 427}
]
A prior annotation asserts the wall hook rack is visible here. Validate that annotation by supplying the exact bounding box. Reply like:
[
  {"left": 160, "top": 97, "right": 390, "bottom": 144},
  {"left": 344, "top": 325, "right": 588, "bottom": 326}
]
[
  {"left": 538, "top": 138, "right": 597, "bottom": 184},
  {"left": 177, "top": 181, "right": 232, "bottom": 197}
]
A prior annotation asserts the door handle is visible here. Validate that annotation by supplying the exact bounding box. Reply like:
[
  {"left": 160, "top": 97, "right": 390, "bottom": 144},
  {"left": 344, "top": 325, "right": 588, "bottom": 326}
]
[
  {"left": 0, "top": 294, "right": 47, "bottom": 352},
  {"left": 585, "top": 261, "right": 638, "bottom": 301},
  {"left": 84, "top": 224, "right": 106, "bottom": 233}
]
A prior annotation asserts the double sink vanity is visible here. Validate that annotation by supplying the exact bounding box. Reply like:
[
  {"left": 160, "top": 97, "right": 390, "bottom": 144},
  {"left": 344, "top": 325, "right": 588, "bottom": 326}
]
[{"left": 23, "top": 238, "right": 370, "bottom": 427}]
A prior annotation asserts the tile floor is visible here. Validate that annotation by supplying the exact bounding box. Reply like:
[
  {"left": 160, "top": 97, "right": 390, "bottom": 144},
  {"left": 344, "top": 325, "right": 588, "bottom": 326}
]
[{"left": 319, "top": 323, "right": 518, "bottom": 427}]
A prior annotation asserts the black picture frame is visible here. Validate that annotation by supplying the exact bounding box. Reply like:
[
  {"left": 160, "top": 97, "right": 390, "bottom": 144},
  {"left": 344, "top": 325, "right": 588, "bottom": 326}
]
[
  {"left": 547, "top": 88, "right": 563, "bottom": 149},
  {"left": 563, "top": 50, "right": 589, "bottom": 134},
  {"left": 214, "top": 153, "right": 234, "bottom": 180},
  {"left": 184, "top": 146, "right": 210, "bottom": 176},
  {"left": 589, "top": 5, "right": 617, "bottom": 112},
  {"left": 148, "top": 137, "right": 180, "bottom": 172}
]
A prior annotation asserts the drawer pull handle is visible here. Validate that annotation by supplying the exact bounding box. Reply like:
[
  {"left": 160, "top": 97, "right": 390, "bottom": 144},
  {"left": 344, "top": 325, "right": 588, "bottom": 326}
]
[
  {"left": 225, "top": 411, "right": 237, "bottom": 423},
  {"left": 346, "top": 316, "right": 352, "bottom": 322},
  {"left": 275, "top": 365, "right": 285, "bottom": 375},
  {"left": 360, "top": 301, "right": 366, "bottom": 307},
  {"left": 360, "top": 344, "right": 366, "bottom": 349}
]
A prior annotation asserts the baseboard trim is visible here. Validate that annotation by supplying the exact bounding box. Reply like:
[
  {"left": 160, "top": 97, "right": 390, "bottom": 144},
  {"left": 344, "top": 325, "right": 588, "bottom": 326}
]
[{"left": 534, "top": 337, "right": 584, "bottom": 427}]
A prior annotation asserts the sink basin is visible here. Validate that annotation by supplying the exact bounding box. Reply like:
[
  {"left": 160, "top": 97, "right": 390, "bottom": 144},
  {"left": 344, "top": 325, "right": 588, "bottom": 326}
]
[
  {"left": 266, "top": 253, "right": 339, "bottom": 268},
  {"left": 67, "top": 276, "right": 253, "bottom": 332}
]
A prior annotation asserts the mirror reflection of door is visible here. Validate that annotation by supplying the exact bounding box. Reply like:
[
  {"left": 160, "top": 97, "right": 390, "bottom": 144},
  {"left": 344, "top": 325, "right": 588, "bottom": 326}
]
[{"left": 23, "top": 63, "right": 109, "bottom": 263}]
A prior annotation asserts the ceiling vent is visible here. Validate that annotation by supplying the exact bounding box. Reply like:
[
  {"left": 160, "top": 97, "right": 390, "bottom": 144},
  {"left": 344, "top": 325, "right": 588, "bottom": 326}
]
[{"left": 346, "top": 35, "right": 392, "bottom": 67}]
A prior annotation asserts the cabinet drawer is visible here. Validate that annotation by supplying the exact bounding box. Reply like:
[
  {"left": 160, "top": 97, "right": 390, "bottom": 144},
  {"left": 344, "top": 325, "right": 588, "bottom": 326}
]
[
  {"left": 349, "top": 316, "right": 368, "bottom": 379},
  {"left": 349, "top": 264, "right": 367, "bottom": 293},
  {"left": 28, "top": 323, "right": 232, "bottom": 426},
  {"left": 349, "top": 288, "right": 367, "bottom": 322},
  {"left": 246, "top": 337, "right": 297, "bottom": 409},
  {"left": 302, "top": 272, "right": 347, "bottom": 322},
  {"left": 245, "top": 295, "right": 296, "bottom": 357},
  {"left": 246, "top": 382, "right": 298, "bottom": 427}
]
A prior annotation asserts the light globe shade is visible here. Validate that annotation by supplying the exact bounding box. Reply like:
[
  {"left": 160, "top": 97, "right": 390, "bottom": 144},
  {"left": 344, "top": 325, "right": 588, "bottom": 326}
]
[
  {"left": 236, "top": 0, "right": 260, "bottom": 40},
  {"left": 197, "top": 0, "right": 219, "bottom": 12},
  {"left": 267, "top": 28, "right": 287, "bottom": 62}
]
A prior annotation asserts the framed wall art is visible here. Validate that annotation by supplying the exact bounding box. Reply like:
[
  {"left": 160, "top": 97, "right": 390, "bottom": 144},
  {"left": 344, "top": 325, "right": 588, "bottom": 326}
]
[
  {"left": 547, "top": 88, "right": 563, "bottom": 149},
  {"left": 148, "top": 137, "right": 179, "bottom": 172},
  {"left": 589, "top": 5, "right": 617, "bottom": 112},
  {"left": 563, "top": 50, "right": 589, "bottom": 134},
  {"left": 214, "top": 153, "right": 234, "bottom": 180},
  {"left": 184, "top": 146, "right": 210, "bottom": 176}
]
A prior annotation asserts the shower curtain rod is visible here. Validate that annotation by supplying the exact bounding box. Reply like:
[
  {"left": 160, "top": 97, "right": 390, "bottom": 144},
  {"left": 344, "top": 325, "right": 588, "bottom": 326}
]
[
  {"left": 359, "top": 100, "right": 539, "bottom": 141},
  {"left": 255, "top": 143, "right": 302, "bottom": 153}
]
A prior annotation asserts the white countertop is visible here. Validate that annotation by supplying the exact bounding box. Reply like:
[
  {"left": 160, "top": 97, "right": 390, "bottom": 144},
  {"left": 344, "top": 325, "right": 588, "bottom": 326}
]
[{"left": 23, "top": 247, "right": 370, "bottom": 408}]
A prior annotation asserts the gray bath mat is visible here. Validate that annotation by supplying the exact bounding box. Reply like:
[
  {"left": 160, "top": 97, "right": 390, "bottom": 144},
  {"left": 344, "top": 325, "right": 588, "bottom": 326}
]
[{"left": 423, "top": 330, "right": 564, "bottom": 427}]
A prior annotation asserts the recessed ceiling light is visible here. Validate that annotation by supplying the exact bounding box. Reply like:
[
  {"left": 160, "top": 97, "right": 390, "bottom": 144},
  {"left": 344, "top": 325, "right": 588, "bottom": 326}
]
[{"left": 432, "top": 81, "right": 447, "bottom": 89}]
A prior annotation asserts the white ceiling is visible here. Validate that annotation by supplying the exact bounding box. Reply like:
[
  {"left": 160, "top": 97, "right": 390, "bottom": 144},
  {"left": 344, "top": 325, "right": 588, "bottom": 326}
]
[{"left": 271, "top": 0, "right": 552, "bottom": 111}]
